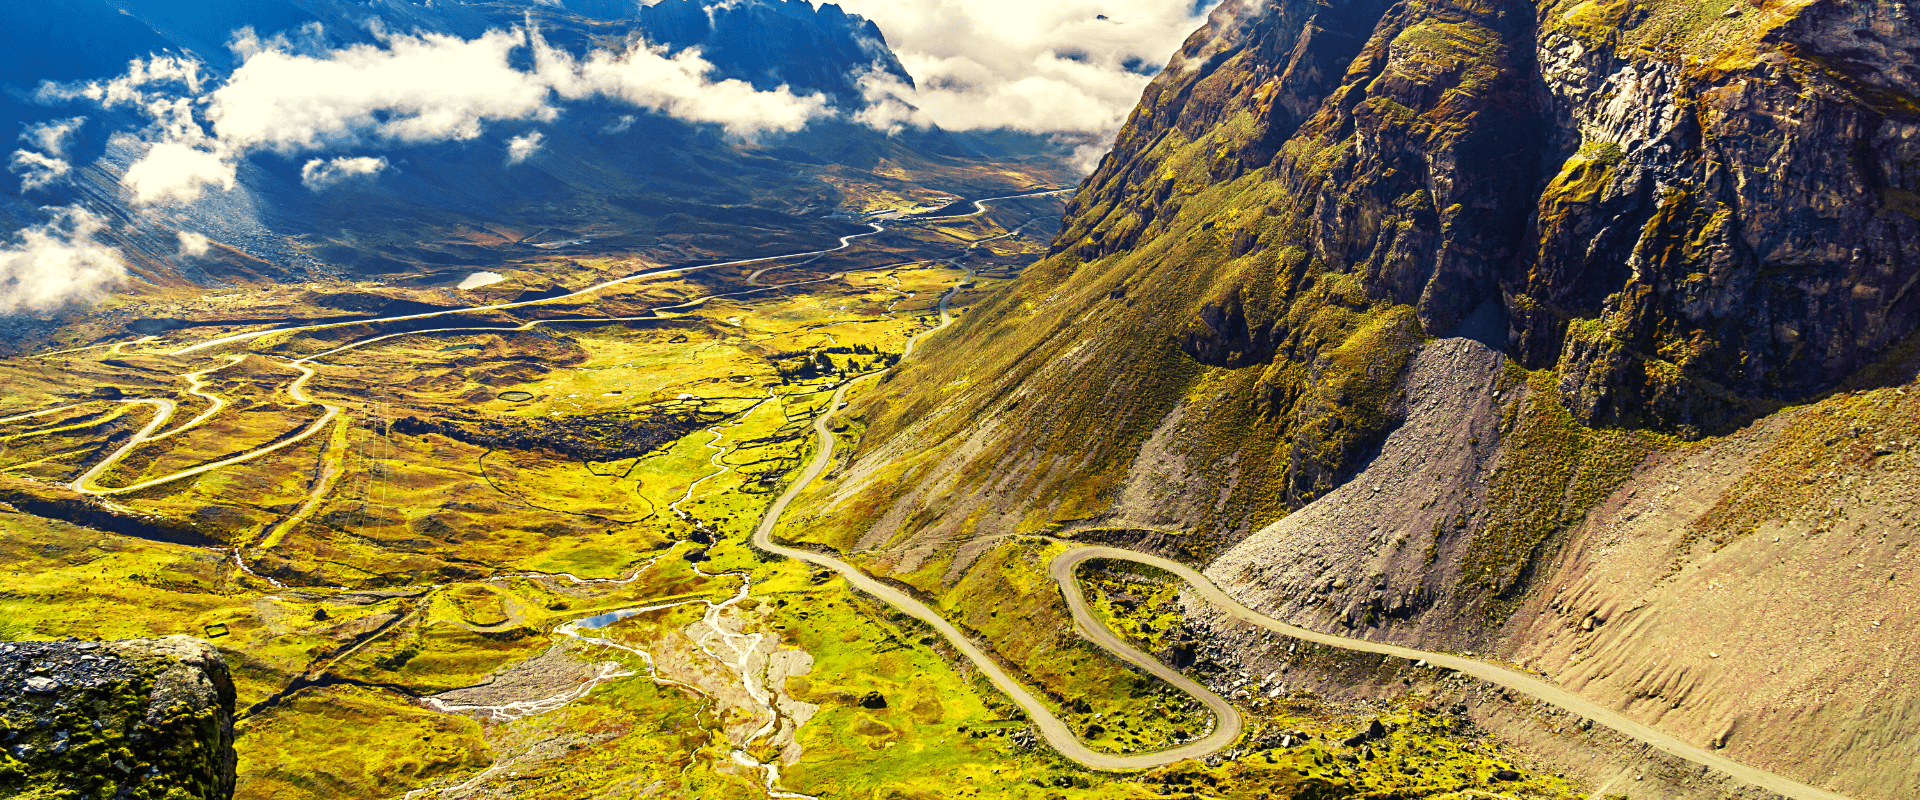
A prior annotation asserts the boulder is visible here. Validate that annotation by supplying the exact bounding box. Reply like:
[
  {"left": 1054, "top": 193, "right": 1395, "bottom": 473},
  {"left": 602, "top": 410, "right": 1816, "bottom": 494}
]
[{"left": 0, "top": 636, "right": 236, "bottom": 800}]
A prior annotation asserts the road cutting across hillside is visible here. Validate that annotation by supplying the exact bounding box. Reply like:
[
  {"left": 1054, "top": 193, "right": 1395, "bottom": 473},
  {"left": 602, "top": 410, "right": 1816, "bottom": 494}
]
[{"left": 746, "top": 252, "right": 1860, "bottom": 800}]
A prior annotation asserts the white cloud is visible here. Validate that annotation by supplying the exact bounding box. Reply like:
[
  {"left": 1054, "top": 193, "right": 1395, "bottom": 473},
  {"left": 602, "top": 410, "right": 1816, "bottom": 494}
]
[
  {"left": 39, "top": 56, "right": 205, "bottom": 109},
  {"left": 9, "top": 150, "right": 71, "bottom": 192},
  {"left": 208, "top": 29, "right": 555, "bottom": 152},
  {"left": 505, "top": 132, "right": 545, "bottom": 164},
  {"left": 301, "top": 155, "right": 389, "bottom": 189},
  {"left": 10, "top": 117, "right": 89, "bottom": 192},
  {"left": 84, "top": 24, "right": 830, "bottom": 204},
  {"left": 0, "top": 207, "right": 127, "bottom": 314},
  {"left": 532, "top": 36, "right": 827, "bottom": 137},
  {"left": 177, "top": 231, "right": 211, "bottom": 258},
  {"left": 119, "top": 138, "right": 237, "bottom": 204},
  {"left": 838, "top": 0, "right": 1217, "bottom": 137},
  {"left": 21, "top": 117, "right": 87, "bottom": 157}
]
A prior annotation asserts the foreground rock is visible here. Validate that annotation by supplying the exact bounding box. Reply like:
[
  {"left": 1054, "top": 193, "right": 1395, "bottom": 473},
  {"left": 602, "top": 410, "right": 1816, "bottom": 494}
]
[{"left": 0, "top": 636, "right": 236, "bottom": 800}]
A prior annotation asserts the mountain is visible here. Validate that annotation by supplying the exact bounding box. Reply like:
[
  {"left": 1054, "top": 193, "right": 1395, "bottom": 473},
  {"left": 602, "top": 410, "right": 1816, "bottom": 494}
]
[
  {"left": 797, "top": 1, "right": 1920, "bottom": 796},
  {"left": 626, "top": 0, "right": 914, "bottom": 105},
  {"left": 0, "top": 0, "right": 1069, "bottom": 322}
]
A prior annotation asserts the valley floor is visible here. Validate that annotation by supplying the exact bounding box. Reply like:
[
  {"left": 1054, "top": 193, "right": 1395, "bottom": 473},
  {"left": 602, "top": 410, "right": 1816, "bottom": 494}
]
[{"left": 1, "top": 181, "right": 1852, "bottom": 800}]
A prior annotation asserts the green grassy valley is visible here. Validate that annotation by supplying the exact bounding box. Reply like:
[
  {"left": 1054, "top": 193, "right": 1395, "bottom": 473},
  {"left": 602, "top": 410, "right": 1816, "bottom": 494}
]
[{"left": 5, "top": 1, "right": 1918, "bottom": 799}]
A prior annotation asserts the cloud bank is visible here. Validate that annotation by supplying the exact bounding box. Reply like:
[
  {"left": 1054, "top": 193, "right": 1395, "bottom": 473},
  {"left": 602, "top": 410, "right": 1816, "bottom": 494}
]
[
  {"left": 0, "top": 208, "right": 127, "bottom": 314},
  {"left": 37, "top": 25, "right": 828, "bottom": 206},
  {"left": 839, "top": 0, "right": 1217, "bottom": 139}
]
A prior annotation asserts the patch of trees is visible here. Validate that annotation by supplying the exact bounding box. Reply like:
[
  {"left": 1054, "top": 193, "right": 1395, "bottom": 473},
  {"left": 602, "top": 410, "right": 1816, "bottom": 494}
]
[
  {"left": 394, "top": 400, "right": 730, "bottom": 461},
  {"left": 769, "top": 346, "right": 901, "bottom": 382}
]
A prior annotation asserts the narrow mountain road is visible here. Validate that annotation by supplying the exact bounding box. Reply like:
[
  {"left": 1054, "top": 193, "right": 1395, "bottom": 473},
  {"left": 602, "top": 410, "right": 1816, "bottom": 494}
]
[
  {"left": 74, "top": 361, "right": 342, "bottom": 496},
  {"left": 1049, "top": 548, "right": 1856, "bottom": 800},
  {"left": 66, "top": 398, "right": 173, "bottom": 492},
  {"left": 751, "top": 380, "right": 1243, "bottom": 770},
  {"left": 0, "top": 403, "right": 88, "bottom": 425},
  {"left": 741, "top": 206, "right": 1863, "bottom": 798},
  {"left": 756, "top": 387, "right": 1862, "bottom": 796},
  {"left": 151, "top": 355, "right": 245, "bottom": 441}
]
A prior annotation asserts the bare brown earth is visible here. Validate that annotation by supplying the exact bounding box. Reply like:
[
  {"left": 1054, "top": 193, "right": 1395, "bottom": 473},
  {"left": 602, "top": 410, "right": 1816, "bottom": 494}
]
[
  {"left": 1203, "top": 337, "right": 1511, "bottom": 647},
  {"left": 1201, "top": 344, "right": 1920, "bottom": 800},
  {"left": 1502, "top": 411, "right": 1920, "bottom": 800}
]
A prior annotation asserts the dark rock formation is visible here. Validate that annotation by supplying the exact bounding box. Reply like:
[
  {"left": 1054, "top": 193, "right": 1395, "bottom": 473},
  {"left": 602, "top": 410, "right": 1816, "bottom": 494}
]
[
  {"left": 393, "top": 398, "right": 731, "bottom": 462},
  {"left": 0, "top": 636, "right": 237, "bottom": 800},
  {"left": 1064, "top": 0, "right": 1920, "bottom": 437},
  {"left": 836, "top": 0, "right": 1920, "bottom": 566},
  {"left": 0, "top": 476, "right": 214, "bottom": 546}
]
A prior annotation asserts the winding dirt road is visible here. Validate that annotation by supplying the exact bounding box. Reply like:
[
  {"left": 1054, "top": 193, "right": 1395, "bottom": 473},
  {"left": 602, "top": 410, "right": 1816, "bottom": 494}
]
[
  {"left": 738, "top": 199, "right": 1862, "bottom": 797},
  {"left": 54, "top": 190, "right": 1064, "bottom": 499},
  {"left": 746, "top": 251, "right": 1249, "bottom": 770},
  {"left": 1049, "top": 549, "right": 1854, "bottom": 800},
  {"left": 753, "top": 384, "right": 1860, "bottom": 796},
  {"left": 751, "top": 380, "right": 1242, "bottom": 770}
]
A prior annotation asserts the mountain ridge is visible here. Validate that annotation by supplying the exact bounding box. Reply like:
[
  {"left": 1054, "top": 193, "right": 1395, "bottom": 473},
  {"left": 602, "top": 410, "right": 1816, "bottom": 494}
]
[
  {"left": 0, "top": 0, "right": 1068, "bottom": 331},
  {"left": 782, "top": 2, "right": 1920, "bottom": 796}
]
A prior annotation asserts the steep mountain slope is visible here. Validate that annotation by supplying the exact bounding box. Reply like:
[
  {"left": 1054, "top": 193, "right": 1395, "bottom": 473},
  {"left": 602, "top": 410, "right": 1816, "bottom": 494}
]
[
  {"left": 815, "top": 0, "right": 1920, "bottom": 575},
  {"left": 791, "top": 1, "right": 1920, "bottom": 796}
]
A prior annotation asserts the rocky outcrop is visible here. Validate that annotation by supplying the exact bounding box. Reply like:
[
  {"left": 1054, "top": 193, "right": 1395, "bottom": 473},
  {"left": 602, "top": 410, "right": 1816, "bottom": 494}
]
[
  {"left": 1069, "top": 0, "right": 1920, "bottom": 438},
  {"left": 0, "top": 636, "right": 237, "bottom": 800},
  {"left": 1520, "top": 0, "right": 1920, "bottom": 436},
  {"left": 830, "top": 0, "right": 1920, "bottom": 562}
]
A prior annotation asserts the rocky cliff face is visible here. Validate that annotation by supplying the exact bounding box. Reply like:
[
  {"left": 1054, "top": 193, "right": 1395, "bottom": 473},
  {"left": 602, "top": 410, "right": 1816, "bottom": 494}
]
[
  {"left": 1067, "top": 0, "right": 1920, "bottom": 437},
  {"left": 0, "top": 636, "right": 237, "bottom": 800},
  {"left": 800, "top": 3, "right": 1920, "bottom": 796},
  {"left": 820, "top": 0, "right": 1920, "bottom": 561},
  {"left": 1523, "top": 0, "right": 1920, "bottom": 436}
]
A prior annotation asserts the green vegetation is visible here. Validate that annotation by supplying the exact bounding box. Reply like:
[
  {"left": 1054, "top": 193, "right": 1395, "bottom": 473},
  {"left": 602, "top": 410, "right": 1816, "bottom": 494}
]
[
  {"left": 1688, "top": 384, "right": 1920, "bottom": 552},
  {"left": 239, "top": 685, "right": 492, "bottom": 799},
  {"left": 1, "top": 646, "right": 231, "bottom": 800},
  {"left": 908, "top": 538, "right": 1209, "bottom": 755},
  {"left": 1075, "top": 563, "right": 1583, "bottom": 799},
  {"left": 1467, "top": 368, "right": 1672, "bottom": 596},
  {"left": 0, "top": 190, "right": 1257, "bottom": 800},
  {"left": 1080, "top": 559, "right": 1190, "bottom": 657},
  {"left": 1543, "top": 0, "right": 1784, "bottom": 70}
]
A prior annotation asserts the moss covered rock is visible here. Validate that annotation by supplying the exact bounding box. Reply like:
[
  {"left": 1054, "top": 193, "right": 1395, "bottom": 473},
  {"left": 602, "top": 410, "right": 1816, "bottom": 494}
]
[{"left": 0, "top": 636, "right": 236, "bottom": 800}]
